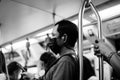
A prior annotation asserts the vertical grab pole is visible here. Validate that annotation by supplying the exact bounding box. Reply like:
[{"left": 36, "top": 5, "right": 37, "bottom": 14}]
[
  {"left": 78, "top": 0, "right": 104, "bottom": 80},
  {"left": 89, "top": 2, "right": 104, "bottom": 80},
  {"left": 78, "top": 0, "right": 87, "bottom": 80}
]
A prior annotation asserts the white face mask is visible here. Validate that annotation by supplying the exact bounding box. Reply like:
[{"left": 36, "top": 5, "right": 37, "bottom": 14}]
[
  {"left": 18, "top": 70, "right": 22, "bottom": 79},
  {"left": 0, "top": 73, "right": 6, "bottom": 80},
  {"left": 39, "top": 69, "right": 45, "bottom": 77}
]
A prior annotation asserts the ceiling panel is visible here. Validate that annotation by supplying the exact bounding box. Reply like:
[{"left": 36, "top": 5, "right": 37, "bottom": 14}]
[
  {"left": 0, "top": 0, "right": 59, "bottom": 45},
  {"left": 0, "top": 0, "right": 110, "bottom": 45},
  {"left": 10, "top": 0, "right": 110, "bottom": 18}
]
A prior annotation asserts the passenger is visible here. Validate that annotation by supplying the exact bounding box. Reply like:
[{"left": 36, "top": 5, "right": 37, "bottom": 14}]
[
  {"left": 94, "top": 40, "right": 120, "bottom": 79},
  {"left": 22, "top": 20, "right": 95, "bottom": 80},
  {"left": 0, "top": 51, "right": 6, "bottom": 80},
  {"left": 40, "top": 52, "right": 57, "bottom": 73},
  {"left": 8, "top": 61, "right": 23, "bottom": 80},
  {"left": 43, "top": 20, "right": 95, "bottom": 80}
]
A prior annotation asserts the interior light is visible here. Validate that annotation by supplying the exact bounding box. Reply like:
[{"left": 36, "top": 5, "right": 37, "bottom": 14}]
[
  {"left": 91, "top": 4, "right": 120, "bottom": 20},
  {"left": 4, "top": 44, "right": 11, "bottom": 50},
  {"left": 27, "top": 67, "right": 38, "bottom": 74},
  {"left": 29, "top": 38, "right": 38, "bottom": 44},
  {"left": 36, "top": 29, "right": 53, "bottom": 37},
  {"left": 13, "top": 40, "right": 27, "bottom": 49},
  {"left": 2, "top": 38, "right": 38, "bottom": 53},
  {"left": 72, "top": 19, "right": 90, "bottom": 26},
  {"left": 1, "top": 48, "right": 8, "bottom": 53},
  {"left": 12, "top": 39, "right": 38, "bottom": 49}
]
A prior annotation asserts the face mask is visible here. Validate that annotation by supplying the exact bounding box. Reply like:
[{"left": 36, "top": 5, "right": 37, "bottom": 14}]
[
  {"left": 18, "top": 73, "right": 21, "bottom": 79},
  {"left": 48, "top": 38, "right": 61, "bottom": 54},
  {"left": 17, "top": 70, "right": 22, "bottom": 79}
]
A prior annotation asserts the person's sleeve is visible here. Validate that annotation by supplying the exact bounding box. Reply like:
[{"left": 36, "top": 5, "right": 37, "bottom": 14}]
[
  {"left": 52, "top": 61, "right": 74, "bottom": 80},
  {"left": 110, "top": 53, "right": 120, "bottom": 79}
]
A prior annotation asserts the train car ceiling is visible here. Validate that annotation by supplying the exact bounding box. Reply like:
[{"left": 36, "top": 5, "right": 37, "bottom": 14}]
[
  {"left": 0, "top": 0, "right": 110, "bottom": 45},
  {"left": 0, "top": 0, "right": 120, "bottom": 55}
]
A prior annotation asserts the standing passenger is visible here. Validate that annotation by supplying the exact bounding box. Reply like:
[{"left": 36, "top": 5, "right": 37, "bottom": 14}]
[
  {"left": 44, "top": 20, "right": 95, "bottom": 80},
  {"left": 22, "top": 20, "right": 95, "bottom": 80}
]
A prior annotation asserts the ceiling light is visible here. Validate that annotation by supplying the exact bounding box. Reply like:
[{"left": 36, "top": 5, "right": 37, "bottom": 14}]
[
  {"left": 72, "top": 19, "right": 90, "bottom": 26},
  {"left": 91, "top": 4, "right": 120, "bottom": 20},
  {"left": 35, "top": 29, "right": 52, "bottom": 37}
]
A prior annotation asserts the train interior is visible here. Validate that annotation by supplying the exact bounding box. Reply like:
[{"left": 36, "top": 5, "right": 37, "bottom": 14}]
[{"left": 0, "top": 0, "right": 120, "bottom": 79}]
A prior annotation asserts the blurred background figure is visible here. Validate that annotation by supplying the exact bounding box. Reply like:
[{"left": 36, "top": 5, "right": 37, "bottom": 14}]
[
  {"left": 21, "top": 51, "right": 57, "bottom": 80},
  {"left": 7, "top": 61, "right": 23, "bottom": 80},
  {"left": 37, "top": 51, "right": 57, "bottom": 79},
  {"left": 0, "top": 51, "right": 7, "bottom": 80}
]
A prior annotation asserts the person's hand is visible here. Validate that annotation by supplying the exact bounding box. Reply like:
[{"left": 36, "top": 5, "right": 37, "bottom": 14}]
[
  {"left": 22, "top": 72, "right": 34, "bottom": 80},
  {"left": 0, "top": 73, "right": 6, "bottom": 80},
  {"left": 94, "top": 40, "right": 115, "bottom": 58}
]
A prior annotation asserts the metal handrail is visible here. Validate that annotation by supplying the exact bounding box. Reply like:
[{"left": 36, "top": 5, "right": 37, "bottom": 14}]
[
  {"left": 89, "top": 2, "right": 103, "bottom": 80},
  {"left": 78, "top": 0, "right": 87, "bottom": 80},
  {"left": 78, "top": 0, "right": 103, "bottom": 80}
]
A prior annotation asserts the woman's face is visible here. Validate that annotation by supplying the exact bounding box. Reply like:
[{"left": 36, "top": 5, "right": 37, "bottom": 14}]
[
  {"left": 13, "top": 69, "right": 22, "bottom": 80},
  {"left": 37, "top": 61, "right": 45, "bottom": 77}
]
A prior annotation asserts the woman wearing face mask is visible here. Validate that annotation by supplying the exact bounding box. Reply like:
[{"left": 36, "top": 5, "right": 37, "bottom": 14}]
[{"left": 8, "top": 61, "right": 23, "bottom": 80}]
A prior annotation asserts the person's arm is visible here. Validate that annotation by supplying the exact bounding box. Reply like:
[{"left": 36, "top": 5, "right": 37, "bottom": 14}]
[
  {"left": 109, "top": 52, "right": 120, "bottom": 74},
  {"left": 95, "top": 41, "right": 120, "bottom": 75}
]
